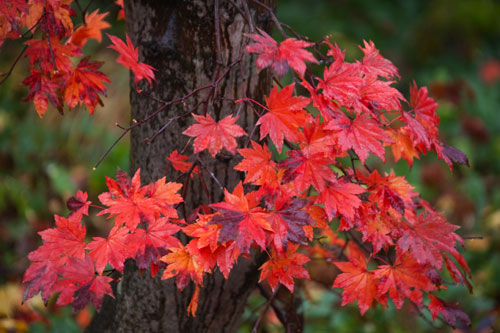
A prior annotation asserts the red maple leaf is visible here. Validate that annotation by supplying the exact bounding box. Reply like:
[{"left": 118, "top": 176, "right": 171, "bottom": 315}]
[
  {"left": 187, "top": 237, "right": 240, "bottom": 280},
  {"left": 358, "top": 40, "right": 399, "bottom": 79},
  {"left": 22, "top": 259, "right": 60, "bottom": 304},
  {"left": 356, "top": 77, "right": 403, "bottom": 114},
  {"left": 266, "top": 198, "right": 314, "bottom": 254},
  {"left": 35, "top": 213, "right": 87, "bottom": 261},
  {"left": 400, "top": 111, "right": 430, "bottom": 151},
  {"left": 107, "top": 33, "right": 156, "bottom": 86},
  {"left": 333, "top": 254, "right": 377, "bottom": 315},
  {"left": 209, "top": 182, "right": 272, "bottom": 253},
  {"left": 316, "top": 176, "right": 365, "bottom": 221},
  {"left": 356, "top": 203, "right": 394, "bottom": 253},
  {"left": 97, "top": 169, "right": 156, "bottom": 230},
  {"left": 67, "top": 190, "right": 91, "bottom": 217},
  {"left": 428, "top": 294, "right": 471, "bottom": 328},
  {"left": 129, "top": 217, "right": 181, "bottom": 271},
  {"left": 259, "top": 245, "right": 310, "bottom": 292},
  {"left": 0, "top": 0, "right": 28, "bottom": 44},
  {"left": 360, "top": 169, "right": 417, "bottom": 217},
  {"left": 316, "top": 53, "right": 363, "bottom": 108},
  {"left": 257, "top": 83, "right": 310, "bottom": 153},
  {"left": 97, "top": 170, "right": 182, "bottom": 231},
  {"left": 278, "top": 149, "right": 333, "bottom": 194},
  {"left": 23, "top": 213, "right": 86, "bottom": 303},
  {"left": 326, "top": 112, "right": 393, "bottom": 164},
  {"left": 64, "top": 57, "right": 110, "bottom": 114},
  {"left": 53, "top": 255, "right": 113, "bottom": 312},
  {"left": 182, "top": 113, "right": 247, "bottom": 157},
  {"left": 22, "top": 70, "right": 62, "bottom": 117},
  {"left": 41, "top": 1, "right": 74, "bottom": 39},
  {"left": 397, "top": 212, "right": 463, "bottom": 269},
  {"left": 410, "top": 82, "right": 439, "bottom": 130},
  {"left": 166, "top": 150, "right": 199, "bottom": 175},
  {"left": 278, "top": 118, "right": 342, "bottom": 194},
  {"left": 25, "top": 37, "right": 81, "bottom": 73},
  {"left": 246, "top": 28, "right": 317, "bottom": 77},
  {"left": 86, "top": 225, "right": 131, "bottom": 274},
  {"left": 373, "top": 254, "right": 434, "bottom": 309},
  {"left": 278, "top": 38, "right": 318, "bottom": 77}
]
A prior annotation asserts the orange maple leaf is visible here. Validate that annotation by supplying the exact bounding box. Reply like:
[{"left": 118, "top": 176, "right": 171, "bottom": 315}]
[
  {"left": 69, "top": 9, "right": 110, "bottom": 48},
  {"left": 161, "top": 244, "right": 204, "bottom": 291},
  {"left": 235, "top": 140, "right": 276, "bottom": 185},
  {"left": 64, "top": 57, "right": 110, "bottom": 114}
]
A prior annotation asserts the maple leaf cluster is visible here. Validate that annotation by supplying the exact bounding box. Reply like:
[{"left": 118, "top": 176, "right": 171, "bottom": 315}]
[
  {"left": 0, "top": 0, "right": 154, "bottom": 117},
  {"left": 23, "top": 171, "right": 183, "bottom": 312},
  {"left": 19, "top": 10, "right": 472, "bottom": 327}
]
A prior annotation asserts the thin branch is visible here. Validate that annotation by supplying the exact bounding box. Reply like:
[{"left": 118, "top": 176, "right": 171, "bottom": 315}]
[
  {"left": 43, "top": 11, "right": 58, "bottom": 72},
  {"left": 196, "top": 157, "right": 224, "bottom": 192},
  {"left": 74, "top": 0, "right": 86, "bottom": 25},
  {"left": 0, "top": 45, "right": 28, "bottom": 85},
  {"left": 346, "top": 230, "right": 372, "bottom": 256},
  {"left": 229, "top": 0, "right": 253, "bottom": 32},
  {"left": 94, "top": 26, "right": 245, "bottom": 169},
  {"left": 146, "top": 110, "right": 192, "bottom": 143},
  {"left": 272, "top": 75, "right": 283, "bottom": 88},
  {"left": 258, "top": 284, "right": 287, "bottom": 328},
  {"left": 198, "top": 167, "right": 211, "bottom": 202},
  {"left": 249, "top": 0, "right": 286, "bottom": 38},
  {"left": 83, "top": 0, "right": 95, "bottom": 14},
  {"left": 252, "top": 284, "right": 280, "bottom": 333},
  {"left": 214, "top": 0, "right": 223, "bottom": 66},
  {"left": 241, "top": 0, "right": 255, "bottom": 32},
  {"left": 462, "top": 236, "right": 483, "bottom": 240},
  {"left": 22, "top": 16, "right": 42, "bottom": 38},
  {"left": 411, "top": 302, "right": 440, "bottom": 330},
  {"left": 93, "top": 130, "right": 129, "bottom": 171}
]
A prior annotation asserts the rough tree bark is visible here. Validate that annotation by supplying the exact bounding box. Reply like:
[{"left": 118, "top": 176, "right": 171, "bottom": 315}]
[{"left": 87, "top": 0, "right": 276, "bottom": 332}]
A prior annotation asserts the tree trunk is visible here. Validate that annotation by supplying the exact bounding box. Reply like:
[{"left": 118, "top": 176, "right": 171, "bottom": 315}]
[{"left": 87, "top": 1, "right": 275, "bottom": 332}]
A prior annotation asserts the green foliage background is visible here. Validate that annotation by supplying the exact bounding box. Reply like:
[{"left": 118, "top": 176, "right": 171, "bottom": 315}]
[{"left": 0, "top": 0, "right": 499, "bottom": 331}]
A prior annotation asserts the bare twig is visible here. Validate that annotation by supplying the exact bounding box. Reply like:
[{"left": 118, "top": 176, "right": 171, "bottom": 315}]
[
  {"left": 252, "top": 284, "right": 280, "bottom": 333},
  {"left": 0, "top": 45, "right": 29, "bottom": 85},
  {"left": 258, "top": 284, "right": 287, "bottom": 328},
  {"left": 196, "top": 157, "right": 224, "bottom": 192},
  {"left": 249, "top": 0, "right": 286, "bottom": 38},
  {"left": 214, "top": 0, "right": 223, "bottom": 66},
  {"left": 411, "top": 302, "right": 440, "bottom": 330},
  {"left": 462, "top": 236, "right": 483, "bottom": 240},
  {"left": 241, "top": 0, "right": 255, "bottom": 32},
  {"left": 74, "top": 0, "right": 86, "bottom": 25},
  {"left": 92, "top": 129, "right": 129, "bottom": 171},
  {"left": 228, "top": 0, "right": 253, "bottom": 32},
  {"left": 43, "top": 11, "right": 58, "bottom": 72}
]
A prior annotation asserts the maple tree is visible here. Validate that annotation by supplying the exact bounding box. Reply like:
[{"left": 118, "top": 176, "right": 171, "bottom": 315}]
[{"left": 1, "top": 0, "right": 474, "bottom": 331}]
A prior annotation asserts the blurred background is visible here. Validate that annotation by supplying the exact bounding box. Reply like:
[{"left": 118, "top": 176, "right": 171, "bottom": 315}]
[{"left": 1, "top": 0, "right": 499, "bottom": 332}]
